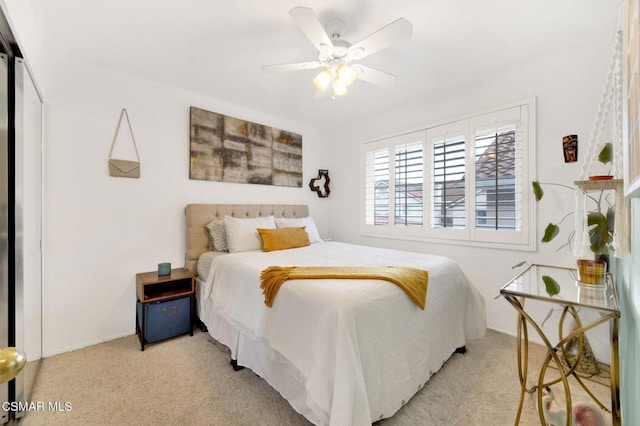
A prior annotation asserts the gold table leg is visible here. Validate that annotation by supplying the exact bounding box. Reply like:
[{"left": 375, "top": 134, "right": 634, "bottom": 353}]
[
  {"left": 503, "top": 295, "right": 619, "bottom": 426},
  {"left": 514, "top": 306, "right": 528, "bottom": 425},
  {"left": 610, "top": 317, "right": 621, "bottom": 425}
]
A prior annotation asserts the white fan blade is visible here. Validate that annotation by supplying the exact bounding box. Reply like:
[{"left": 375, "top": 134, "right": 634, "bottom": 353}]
[
  {"left": 348, "top": 18, "right": 412, "bottom": 59},
  {"left": 261, "top": 61, "right": 324, "bottom": 73},
  {"left": 289, "top": 7, "right": 334, "bottom": 52},
  {"left": 353, "top": 65, "right": 397, "bottom": 88}
]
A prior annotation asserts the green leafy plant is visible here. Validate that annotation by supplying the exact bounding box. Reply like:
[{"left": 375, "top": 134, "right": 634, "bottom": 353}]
[
  {"left": 541, "top": 275, "right": 560, "bottom": 296},
  {"left": 533, "top": 143, "right": 615, "bottom": 255}
]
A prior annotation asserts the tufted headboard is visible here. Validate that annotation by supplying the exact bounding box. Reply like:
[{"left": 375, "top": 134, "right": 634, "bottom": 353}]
[{"left": 185, "top": 204, "right": 309, "bottom": 275}]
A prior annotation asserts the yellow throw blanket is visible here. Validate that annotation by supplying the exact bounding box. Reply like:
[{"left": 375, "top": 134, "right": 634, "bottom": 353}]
[{"left": 260, "top": 266, "right": 429, "bottom": 309}]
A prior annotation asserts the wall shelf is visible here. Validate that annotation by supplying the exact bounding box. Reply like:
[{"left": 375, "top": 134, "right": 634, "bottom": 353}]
[{"left": 574, "top": 179, "right": 624, "bottom": 192}]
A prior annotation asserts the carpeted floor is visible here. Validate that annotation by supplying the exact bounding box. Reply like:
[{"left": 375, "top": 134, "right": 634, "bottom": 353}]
[{"left": 19, "top": 330, "right": 612, "bottom": 425}]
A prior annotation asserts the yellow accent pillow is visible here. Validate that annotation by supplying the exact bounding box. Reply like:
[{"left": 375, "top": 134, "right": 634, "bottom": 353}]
[{"left": 257, "top": 227, "right": 310, "bottom": 252}]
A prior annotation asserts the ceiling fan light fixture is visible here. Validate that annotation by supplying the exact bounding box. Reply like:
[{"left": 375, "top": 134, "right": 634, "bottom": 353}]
[
  {"left": 313, "top": 69, "right": 333, "bottom": 92},
  {"left": 263, "top": 7, "right": 413, "bottom": 98},
  {"left": 332, "top": 80, "right": 348, "bottom": 97},
  {"left": 336, "top": 64, "right": 357, "bottom": 86}
]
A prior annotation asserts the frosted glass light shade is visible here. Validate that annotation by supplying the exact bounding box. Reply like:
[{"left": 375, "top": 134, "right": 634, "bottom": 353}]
[
  {"left": 333, "top": 80, "right": 348, "bottom": 97},
  {"left": 336, "top": 64, "right": 357, "bottom": 86},
  {"left": 313, "top": 69, "right": 332, "bottom": 92}
]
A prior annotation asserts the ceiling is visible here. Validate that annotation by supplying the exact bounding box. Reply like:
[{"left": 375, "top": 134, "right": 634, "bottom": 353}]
[{"left": 28, "top": 0, "right": 617, "bottom": 127}]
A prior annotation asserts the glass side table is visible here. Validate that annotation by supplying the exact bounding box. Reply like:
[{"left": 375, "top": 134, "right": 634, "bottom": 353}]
[{"left": 499, "top": 264, "right": 621, "bottom": 426}]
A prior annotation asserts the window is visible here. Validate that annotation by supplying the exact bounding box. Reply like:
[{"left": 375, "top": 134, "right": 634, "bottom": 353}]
[
  {"left": 474, "top": 123, "right": 517, "bottom": 231},
  {"left": 361, "top": 99, "right": 535, "bottom": 249},
  {"left": 394, "top": 142, "right": 423, "bottom": 226},
  {"left": 431, "top": 131, "right": 466, "bottom": 230},
  {"left": 364, "top": 132, "right": 425, "bottom": 236},
  {"left": 364, "top": 147, "right": 390, "bottom": 225}
]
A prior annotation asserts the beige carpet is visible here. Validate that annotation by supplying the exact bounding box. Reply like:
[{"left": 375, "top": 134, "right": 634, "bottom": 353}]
[{"left": 20, "top": 330, "right": 612, "bottom": 425}]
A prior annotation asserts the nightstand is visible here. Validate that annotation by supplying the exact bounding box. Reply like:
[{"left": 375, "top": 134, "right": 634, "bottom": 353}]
[
  {"left": 135, "top": 267, "right": 195, "bottom": 351},
  {"left": 500, "top": 264, "right": 620, "bottom": 425}
]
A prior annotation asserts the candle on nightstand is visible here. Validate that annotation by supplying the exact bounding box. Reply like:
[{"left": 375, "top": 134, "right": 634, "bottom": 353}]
[{"left": 157, "top": 262, "right": 171, "bottom": 277}]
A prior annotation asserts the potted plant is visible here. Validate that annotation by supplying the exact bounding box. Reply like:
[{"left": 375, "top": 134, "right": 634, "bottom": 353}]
[{"left": 532, "top": 143, "right": 614, "bottom": 259}]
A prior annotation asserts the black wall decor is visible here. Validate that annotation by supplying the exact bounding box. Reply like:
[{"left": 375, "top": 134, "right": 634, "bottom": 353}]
[{"left": 309, "top": 169, "right": 330, "bottom": 198}]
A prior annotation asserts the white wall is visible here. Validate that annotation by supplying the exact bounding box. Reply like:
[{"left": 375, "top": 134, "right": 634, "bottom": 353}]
[
  {"left": 325, "top": 37, "right": 618, "bottom": 361},
  {"left": 36, "top": 54, "right": 332, "bottom": 356}
]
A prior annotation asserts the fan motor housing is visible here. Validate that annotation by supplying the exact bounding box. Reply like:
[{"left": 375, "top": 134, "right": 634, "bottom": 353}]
[{"left": 325, "top": 19, "right": 346, "bottom": 40}]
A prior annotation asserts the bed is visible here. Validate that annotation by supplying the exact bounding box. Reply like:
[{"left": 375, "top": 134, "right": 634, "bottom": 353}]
[{"left": 185, "top": 204, "right": 486, "bottom": 425}]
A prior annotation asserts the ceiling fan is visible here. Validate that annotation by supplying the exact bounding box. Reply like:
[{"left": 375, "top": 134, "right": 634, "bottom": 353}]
[{"left": 261, "top": 7, "right": 412, "bottom": 98}]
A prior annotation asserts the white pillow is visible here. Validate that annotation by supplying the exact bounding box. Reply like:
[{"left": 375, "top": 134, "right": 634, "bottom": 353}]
[
  {"left": 224, "top": 215, "right": 276, "bottom": 253},
  {"left": 275, "top": 216, "right": 323, "bottom": 244}
]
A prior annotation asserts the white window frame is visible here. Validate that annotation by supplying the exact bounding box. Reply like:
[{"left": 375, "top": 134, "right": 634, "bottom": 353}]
[
  {"left": 361, "top": 98, "right": 536, "bottom": 251},
  {"left": 362, "top": 131, "right": 426, "bottom": 239},
  {"left": 425, "top": 119, "right": 469, "bottom": 242}
]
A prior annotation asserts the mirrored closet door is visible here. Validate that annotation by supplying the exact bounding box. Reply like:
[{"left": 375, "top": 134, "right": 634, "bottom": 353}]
[
  {"left": 0, "top": 50, "right": 9, "bottom": 426},
  {"left": 0, "top": 7, "right": 44, "bottom": 424},
  {"left": 13, "top": 57, "right": 43, "bottom": 420}
]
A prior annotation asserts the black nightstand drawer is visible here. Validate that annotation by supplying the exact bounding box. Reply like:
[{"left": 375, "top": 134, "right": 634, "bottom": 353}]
[{"left": 137, "top": 296, "right": 191, "bottom": 343}]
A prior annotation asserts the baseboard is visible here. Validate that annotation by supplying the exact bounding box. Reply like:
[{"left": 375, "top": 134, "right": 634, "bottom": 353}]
[{"left": 42, "top": 330, "right": 136, "bottom": 358}]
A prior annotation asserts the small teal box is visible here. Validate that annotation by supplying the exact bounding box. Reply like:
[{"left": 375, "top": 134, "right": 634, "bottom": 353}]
[{"left": 137, "top": 296, "right": 191, "bottom": 343}]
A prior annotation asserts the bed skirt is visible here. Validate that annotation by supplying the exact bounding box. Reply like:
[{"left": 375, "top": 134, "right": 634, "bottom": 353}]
[
  {"left": 196, "top": 277, "right": 328, "bottom": 423},
  {"left": 195, "top": 277, "right": 460, "bottom": 425}
]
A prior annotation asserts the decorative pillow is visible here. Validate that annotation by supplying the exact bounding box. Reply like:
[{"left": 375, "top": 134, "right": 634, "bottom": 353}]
[
  {"left": 224, "top": 215, "right": 276, "bottom": 253},
  {"left": 275, "top": 216, "right": 323, "bottom": 243},
  {"left": 257, "top": 227, "right": 310, "bottom": 252},
  {"left": 205, "top": 218, "right": 228, "bottom": 252}
]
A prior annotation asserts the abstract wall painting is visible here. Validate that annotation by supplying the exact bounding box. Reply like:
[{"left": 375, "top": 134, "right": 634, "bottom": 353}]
[{"left": 189, "top": 106, "right": 303, "bottom": 187}]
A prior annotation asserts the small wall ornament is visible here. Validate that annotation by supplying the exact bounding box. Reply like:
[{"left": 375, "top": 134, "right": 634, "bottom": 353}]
[
  {"left": 562, "top": 134, "right": 578, "bottom": 163},
  {"left": 309, "top": 169, "right": 330, "bottom": 198}
]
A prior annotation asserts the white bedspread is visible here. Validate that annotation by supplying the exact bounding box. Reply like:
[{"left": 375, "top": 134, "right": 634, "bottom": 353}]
[{"left": 202, "top": 241, "right": 486, "bottom": 425}]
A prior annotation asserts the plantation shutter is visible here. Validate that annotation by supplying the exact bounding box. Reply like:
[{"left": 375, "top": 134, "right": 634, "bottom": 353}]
[
  {"left": 364, "top": 145, "right": 390, "bottom": 225},
  {"left": 394, "top": 141, "right": 424, "bottom": 226},
  {"left": 361, "top": 99, "right": 534, "bottom": 249},
  {"left": 474, "top": 123, "right": 518, "bottom": 230},
  {"left": 431, "top": 132, "right": 466, "bottom": 229},
  {"left": 469, "top": 104, "right": 530, "bottom": 245}
]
